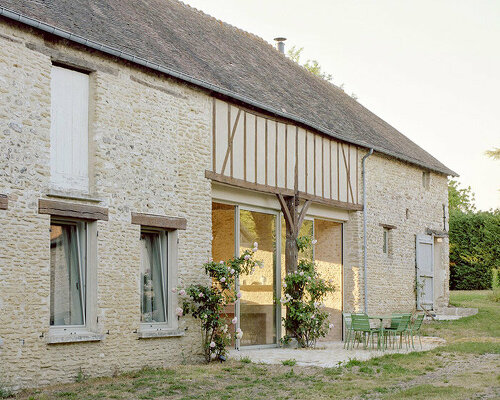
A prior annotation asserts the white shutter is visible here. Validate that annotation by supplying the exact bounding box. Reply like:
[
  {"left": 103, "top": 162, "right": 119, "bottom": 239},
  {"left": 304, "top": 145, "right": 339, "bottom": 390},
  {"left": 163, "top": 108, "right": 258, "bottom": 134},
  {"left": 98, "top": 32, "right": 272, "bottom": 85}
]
[
  {"left": 416, "top": 234, "right": 434, "bottom": 310},
  {"left": 50, "top": 66, "right": 89, "bottom": 192}
]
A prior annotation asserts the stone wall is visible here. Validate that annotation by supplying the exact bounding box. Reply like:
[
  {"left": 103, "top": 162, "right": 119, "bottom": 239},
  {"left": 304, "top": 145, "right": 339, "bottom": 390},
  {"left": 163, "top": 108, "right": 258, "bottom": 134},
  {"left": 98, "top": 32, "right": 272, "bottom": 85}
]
[
  {"left": 0, "top": 20, "right": 212, "bottom": 390},
  {"left": 344, "top": 153, "right": 450, "bottom": 315},
  {"left": 0, "top": 18, "right": 450, "bottom": 391}
]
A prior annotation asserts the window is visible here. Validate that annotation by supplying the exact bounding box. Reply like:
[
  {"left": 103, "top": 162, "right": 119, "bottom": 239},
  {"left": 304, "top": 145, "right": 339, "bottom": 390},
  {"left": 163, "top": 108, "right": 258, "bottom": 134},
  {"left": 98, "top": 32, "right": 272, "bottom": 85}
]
[
  {"left": 50, "top": 65, "right": 89, "bottom": 192},
  {"left": 422, "top": 171, "right": 430, "bottom": 189},
  {"left": 50, "top": 220, "right": 87, "bottom": 326},
  {"left": 383, "top": 227, "right": 390, "bottom": 255},
  {"left": 140, "top": 230, "right": 168, "bottom": 324}
]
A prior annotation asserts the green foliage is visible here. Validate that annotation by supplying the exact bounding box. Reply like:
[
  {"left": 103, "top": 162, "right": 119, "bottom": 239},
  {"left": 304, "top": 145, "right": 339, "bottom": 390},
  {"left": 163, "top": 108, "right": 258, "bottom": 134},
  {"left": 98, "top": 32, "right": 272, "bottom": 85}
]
[
  {"left": 287, "top": 46, "right": 333, "bottom": 82},
  {"left": 281, "top": 236, "right": 335, "bottom": 347},
  {"left": 449, "top": 209, "right": 500, "bottom": 290},
  {"left": 179, "top": 247, "right": 262, "bottom": 362},
  {"left": 281, "top": 359, "right": 297, "bottom": 367},
  {"left": 489, "top": 288, "right": 500, "bottom": 303},
  {"left": 485, "top": 147, "right": 500, "bottom": 160},
  {"left": 492, "top": 268, "right": 500, "bottom": 290},
  {"left": 0, "top": 387, "right": 12, "bottom": 399},
  {"left": 448, "top": 179, "right": 476, "bottom": 213}
]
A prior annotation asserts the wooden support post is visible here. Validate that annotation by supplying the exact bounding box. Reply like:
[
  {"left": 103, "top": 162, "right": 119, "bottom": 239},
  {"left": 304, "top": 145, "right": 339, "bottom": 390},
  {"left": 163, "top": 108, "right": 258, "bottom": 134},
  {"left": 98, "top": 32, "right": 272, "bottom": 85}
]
[{"left": 277, "top": 193, "right": 311, "bottom": 275}]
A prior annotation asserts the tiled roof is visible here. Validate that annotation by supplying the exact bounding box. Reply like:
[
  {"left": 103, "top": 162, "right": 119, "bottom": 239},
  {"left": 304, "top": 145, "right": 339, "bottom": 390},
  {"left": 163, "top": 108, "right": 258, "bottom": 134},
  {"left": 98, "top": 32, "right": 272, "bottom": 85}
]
[{"left": 0, "top": 0, "right": 456, "bottom": 175}]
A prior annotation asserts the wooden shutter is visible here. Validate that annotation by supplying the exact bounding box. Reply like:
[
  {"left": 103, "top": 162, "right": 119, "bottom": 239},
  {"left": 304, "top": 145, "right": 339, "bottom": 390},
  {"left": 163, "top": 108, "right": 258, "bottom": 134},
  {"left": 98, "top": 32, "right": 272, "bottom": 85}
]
[
  {"left": 416, "top": 234, "right": 434, "bottom": 310},
  {"left": 50, "top": 66, "right": 89, "bottom": 192}
]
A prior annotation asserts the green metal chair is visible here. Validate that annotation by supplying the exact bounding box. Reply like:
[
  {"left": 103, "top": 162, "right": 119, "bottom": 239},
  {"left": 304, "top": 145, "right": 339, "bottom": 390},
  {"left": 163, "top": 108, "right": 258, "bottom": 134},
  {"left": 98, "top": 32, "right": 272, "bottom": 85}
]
[
  {"left": 409, "top": 313, "right": 425, "bottom": 349},
  {"left": 351, "top": 313, "right": 384, "bottom": 350},
  {"left": 342, "top": 312, "right": 353, "bottom": 349},
  {"left": 384, "top": 314, "right": 411, "bottom": 350}
]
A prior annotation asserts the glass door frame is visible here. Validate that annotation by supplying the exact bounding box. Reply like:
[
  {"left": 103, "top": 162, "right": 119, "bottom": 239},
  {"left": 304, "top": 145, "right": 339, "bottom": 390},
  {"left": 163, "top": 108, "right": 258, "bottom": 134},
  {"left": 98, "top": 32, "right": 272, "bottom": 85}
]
[{"left": 234, "top": 203, "right": 282, "bottom": 349}]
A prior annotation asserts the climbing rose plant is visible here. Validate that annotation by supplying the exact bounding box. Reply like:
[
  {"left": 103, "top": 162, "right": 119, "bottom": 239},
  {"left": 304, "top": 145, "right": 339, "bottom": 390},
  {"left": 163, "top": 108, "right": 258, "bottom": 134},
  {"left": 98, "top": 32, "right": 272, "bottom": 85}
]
[
  {"left": 281, "top": 236, "right": 335, "bottom": 348},
  {"left": 177, "top": 244, "right": 261, "bottom": 362}
]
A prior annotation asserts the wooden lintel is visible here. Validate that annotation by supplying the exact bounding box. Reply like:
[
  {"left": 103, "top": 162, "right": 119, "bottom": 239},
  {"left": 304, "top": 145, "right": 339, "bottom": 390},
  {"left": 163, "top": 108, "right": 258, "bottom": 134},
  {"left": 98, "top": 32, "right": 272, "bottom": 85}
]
[
  {"left": 38, "top": 199, "right": 108, "bottom": 220},
  {"left": 297, "top": 191, "right": 363, "bottom": 211},
  {"left": 206, "top": 170, "right": 363, "bottom": 211},
  {"left": 379, "top": 223, "right": 397, "bottom": 230},
  {"left": 0, "top": 194, "right": 8, "bottom": 210},
  {"left": 131, "top": 212, "right": 187, "bottom": 230},
  {"left": 206, "top": 170, "right": 294, "bottom": 196}
]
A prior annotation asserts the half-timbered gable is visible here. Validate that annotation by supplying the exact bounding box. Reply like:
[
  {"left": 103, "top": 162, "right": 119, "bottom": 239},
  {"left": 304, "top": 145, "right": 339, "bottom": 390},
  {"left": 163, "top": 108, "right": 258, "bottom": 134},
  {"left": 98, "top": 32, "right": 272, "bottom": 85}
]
[{"left": 209, "top": 99, "right": 361, "bottom": 210}]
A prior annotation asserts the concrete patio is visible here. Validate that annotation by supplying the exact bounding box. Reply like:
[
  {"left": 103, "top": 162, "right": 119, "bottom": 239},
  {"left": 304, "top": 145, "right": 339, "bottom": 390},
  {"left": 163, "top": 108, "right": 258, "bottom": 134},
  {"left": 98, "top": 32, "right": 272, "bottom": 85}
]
[{"left": 229, "top": 337, "right": 446, "bottom": 368}]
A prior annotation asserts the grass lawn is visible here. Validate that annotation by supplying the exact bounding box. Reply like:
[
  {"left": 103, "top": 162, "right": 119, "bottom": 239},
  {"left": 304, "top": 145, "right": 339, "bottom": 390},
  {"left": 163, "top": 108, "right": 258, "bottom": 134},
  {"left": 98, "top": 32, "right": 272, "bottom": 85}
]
[{"left": 10, "top": 291, "right": 500, "bottom": 400}]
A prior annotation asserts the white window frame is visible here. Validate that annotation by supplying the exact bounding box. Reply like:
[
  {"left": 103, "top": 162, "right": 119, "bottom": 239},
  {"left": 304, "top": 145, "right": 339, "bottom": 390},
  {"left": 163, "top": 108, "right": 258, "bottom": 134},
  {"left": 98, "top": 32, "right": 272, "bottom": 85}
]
[
  {"left": 139, "top": 228, "right": 179, "bottom": 335},
  {"left": 48, "top": 218, "right": 99, "bottom": 342}
]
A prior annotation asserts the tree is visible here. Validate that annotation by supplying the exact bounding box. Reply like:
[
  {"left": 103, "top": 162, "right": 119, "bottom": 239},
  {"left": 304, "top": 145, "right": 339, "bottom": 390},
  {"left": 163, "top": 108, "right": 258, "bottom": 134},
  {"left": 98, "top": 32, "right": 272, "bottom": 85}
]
[
  {"left": 287, "top": 46, "right": 333, "bottom": 82},
  {"left": 485, "top": 147, "right": 500, "bottom": 160},
  {"left": 448, "top": 179, "right": 476, "bottom": 213}
]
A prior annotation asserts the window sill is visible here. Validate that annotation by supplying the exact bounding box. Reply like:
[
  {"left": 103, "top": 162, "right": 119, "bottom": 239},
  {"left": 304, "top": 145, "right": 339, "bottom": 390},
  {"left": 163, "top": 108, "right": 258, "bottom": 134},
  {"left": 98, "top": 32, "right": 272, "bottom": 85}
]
[
  {"left": 138, "top": 329, "right": 185, "bottom": 339},
  {"left": 46, "top": 332, "right": 105, "bottom": 344},
  {"left": 46, "top": 189, "right": 103, "bottom": 203}
]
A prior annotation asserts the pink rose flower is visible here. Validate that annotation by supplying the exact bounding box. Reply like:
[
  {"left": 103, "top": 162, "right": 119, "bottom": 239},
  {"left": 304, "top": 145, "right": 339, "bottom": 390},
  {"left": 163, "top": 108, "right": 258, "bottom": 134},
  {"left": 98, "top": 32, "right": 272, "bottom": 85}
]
[
  {"left": 179, "top": 289, "right": 186, "bottom": 296},
  {"left": 231, "top": 317, "right": 237, "bottom": 325},
  {"left": 220, "top": 277, "right": 226, "bottom": 283},
  {"left": 210, "top": 341, "right": 216, "bottom": 348},
  {"left": 175, "top": 307, "right": 183, "bottom": 317},
  {"left": 199, "top": 292, "right": 204, "bottom": 298},
  {"left": 329, "top": 323, "right": 335, "bottom": 329}
]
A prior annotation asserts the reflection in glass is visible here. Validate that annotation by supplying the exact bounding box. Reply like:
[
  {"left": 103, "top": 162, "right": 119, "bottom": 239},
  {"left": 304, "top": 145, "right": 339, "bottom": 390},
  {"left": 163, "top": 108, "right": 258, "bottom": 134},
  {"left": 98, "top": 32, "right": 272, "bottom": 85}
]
[
  {"left": 280, "top": 218, "right": 313, "bottom": 329},
  {"left": 239, "top": 210, "right": 276, "bottom": 346},
  {"left": 212, "top": 202, "right": 237, "bottom": 344},
  {"left": 50, "top": 222, "right": 86, "bottom": 326},
  {"left": 140, "top": 231, "right": 167, "bottom": 323}
]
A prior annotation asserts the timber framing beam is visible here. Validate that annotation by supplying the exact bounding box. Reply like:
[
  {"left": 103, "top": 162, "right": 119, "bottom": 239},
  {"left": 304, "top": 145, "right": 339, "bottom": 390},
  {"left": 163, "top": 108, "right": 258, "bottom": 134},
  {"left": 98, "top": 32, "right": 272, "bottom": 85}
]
[{"left": 205, "top": 170, "right": 362, "bottom": 212}]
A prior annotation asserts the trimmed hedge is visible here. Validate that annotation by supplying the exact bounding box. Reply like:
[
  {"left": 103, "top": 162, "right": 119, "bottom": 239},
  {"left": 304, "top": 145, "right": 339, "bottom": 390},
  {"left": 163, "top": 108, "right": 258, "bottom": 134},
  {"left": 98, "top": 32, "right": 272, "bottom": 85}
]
[{"left": 449, "top": 210, "right": 500, "bottom": 290}]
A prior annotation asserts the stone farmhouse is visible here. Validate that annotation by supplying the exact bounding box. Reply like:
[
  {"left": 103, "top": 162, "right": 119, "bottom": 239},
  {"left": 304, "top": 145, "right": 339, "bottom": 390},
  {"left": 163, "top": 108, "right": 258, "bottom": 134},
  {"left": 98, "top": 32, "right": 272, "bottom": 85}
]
[{"left": 0, "top": 0, "right": 456, "bottom": 390}]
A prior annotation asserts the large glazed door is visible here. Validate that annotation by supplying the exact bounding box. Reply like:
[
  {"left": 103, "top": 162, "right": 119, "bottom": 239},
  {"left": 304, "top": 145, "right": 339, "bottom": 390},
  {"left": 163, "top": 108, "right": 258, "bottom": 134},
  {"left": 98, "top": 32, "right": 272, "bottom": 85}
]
[
  {"left": 416, "top": 234, "right": 434, "bottom": 310},
  {"left": 239, "top": 209, "right": 277, "bottom": 346}
]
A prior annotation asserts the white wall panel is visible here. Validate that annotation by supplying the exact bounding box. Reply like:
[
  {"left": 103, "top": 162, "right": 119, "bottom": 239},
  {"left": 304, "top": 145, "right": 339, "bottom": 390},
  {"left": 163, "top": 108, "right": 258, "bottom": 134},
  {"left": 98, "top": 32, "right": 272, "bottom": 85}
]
[
  {"left": 276, "top": 123, "right": 286, "bottom": 188},
  {"left": 256, "top": 116, "right": 266, "bottom": 185},
  {"left": 267, "top": 120, "right": 276, "bottom": 187}
]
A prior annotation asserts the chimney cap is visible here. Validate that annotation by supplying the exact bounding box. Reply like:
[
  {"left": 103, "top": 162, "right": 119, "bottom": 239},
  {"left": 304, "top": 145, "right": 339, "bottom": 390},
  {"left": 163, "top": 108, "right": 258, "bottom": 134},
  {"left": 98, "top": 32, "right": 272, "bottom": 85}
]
[{"left": 274, "top": 37, "right": 287, "bottom": 42}]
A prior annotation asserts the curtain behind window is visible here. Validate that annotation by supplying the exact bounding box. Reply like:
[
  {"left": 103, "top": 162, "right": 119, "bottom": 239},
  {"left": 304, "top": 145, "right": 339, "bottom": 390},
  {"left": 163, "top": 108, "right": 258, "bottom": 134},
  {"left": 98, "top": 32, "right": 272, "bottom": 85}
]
[
  {"left": 141, "top": 232, "right": 166, "bottom": 323},
  {"left": 50, "top": 223, "right": 85, "bottom": 326}
]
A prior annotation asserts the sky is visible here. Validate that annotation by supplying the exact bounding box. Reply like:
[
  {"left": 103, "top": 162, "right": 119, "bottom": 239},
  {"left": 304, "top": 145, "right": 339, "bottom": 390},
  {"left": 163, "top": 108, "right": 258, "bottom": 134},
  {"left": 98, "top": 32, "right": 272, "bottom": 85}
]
[{"left": 184, "top": 0, "right": 500, "bottom": 211}]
